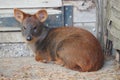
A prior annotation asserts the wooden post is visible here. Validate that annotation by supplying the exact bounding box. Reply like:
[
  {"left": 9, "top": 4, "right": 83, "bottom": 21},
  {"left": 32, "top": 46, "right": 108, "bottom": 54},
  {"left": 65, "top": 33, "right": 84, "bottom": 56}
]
[
  {"left": 95, "top": 0, "right": 104, "bottom": 50},
  {"left": 115, "top": 50, "right": 120, "bottom": 62}
]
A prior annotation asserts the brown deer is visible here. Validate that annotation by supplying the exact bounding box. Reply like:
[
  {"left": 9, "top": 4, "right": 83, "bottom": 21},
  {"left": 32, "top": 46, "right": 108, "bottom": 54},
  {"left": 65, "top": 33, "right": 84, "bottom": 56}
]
[{"left": 14, "top": 8, "right": 104, "bottom": 72}]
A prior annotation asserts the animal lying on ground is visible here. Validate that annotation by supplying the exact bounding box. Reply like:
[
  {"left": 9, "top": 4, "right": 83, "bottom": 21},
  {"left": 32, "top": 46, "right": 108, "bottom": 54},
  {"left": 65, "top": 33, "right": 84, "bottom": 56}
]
[{"left": 14, "top": 8, "right": 104, "bottom": 72}]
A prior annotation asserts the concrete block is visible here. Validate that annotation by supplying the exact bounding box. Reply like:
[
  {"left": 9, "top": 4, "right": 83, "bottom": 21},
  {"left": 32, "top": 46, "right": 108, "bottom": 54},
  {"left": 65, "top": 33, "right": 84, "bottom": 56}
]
[
  {"left": 0, "top": 43, "right": 33, "bottom": 58},
  {"left": 0, "top": 32, "right": 24, "bottom": 43}
]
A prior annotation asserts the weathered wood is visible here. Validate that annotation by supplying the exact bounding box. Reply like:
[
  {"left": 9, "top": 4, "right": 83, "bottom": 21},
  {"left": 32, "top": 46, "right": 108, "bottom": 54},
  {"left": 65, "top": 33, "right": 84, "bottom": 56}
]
[
  {"left": 0, "top": 32, "right": 24, "bottom": 43},
  {"left": 95, "top": 0, "right": 104, "bottom": 49},
  {"left": 105, "top": 0, "right": 120, "bottom": 62},
  {"left": 0, "top": 0, "right": 62, "bottom": 8},
  {"left": 0, "top": 9, "right": 62, "bottom": 18},
  {"left": 103, "top": 0, "right": 108, "bottom": 47},
  {"left": 115, "top": 50, "right": 120, "bottom": 62},
  {"left": 109, "top": 8, "right": 120, "bottom": 30},
  {"left": 106, "top": 0, "right": 120, "bottom": 48},
  {"left": 111, "top": 0, "right": 120, "bottom": 11},
  {"left": 0, "top": 27, "right": 21, "bottom": 31}
]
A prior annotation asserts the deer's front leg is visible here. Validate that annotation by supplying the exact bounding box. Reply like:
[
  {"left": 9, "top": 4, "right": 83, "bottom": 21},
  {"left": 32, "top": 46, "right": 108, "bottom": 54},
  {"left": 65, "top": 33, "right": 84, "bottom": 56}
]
[{"left": 35, "top": 51, "right": 42, "bottom": 62}]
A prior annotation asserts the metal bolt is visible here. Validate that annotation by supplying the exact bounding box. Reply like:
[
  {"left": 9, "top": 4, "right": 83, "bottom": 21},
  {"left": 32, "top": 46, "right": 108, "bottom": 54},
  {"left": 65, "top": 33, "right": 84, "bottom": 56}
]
[
  {"left": 65, "top": 24, "right": 68, "bottom": 26},
  {"left": 56, "top": 16, "right": 59, "bottom": 19},
  {"left": 69, "top": 16, "right": 72, "bottom": 18},
  {"left": 66, "top": 8, "right": 68, "bottom": 10},
  {"left": 93, "top": 28, "right": 96, "bottom": 32},
  {"left": 46, "top": 24, "right": 49, "bottom": 26},
  {"left": 0, "top": 21, "right": 2, "bottom": 24}
]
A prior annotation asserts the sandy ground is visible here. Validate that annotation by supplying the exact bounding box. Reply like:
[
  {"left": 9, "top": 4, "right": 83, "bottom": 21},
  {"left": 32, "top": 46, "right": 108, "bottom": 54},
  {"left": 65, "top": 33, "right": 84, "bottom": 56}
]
[{"left": 0, "top": 57, "right": 120, "bottom": 80}]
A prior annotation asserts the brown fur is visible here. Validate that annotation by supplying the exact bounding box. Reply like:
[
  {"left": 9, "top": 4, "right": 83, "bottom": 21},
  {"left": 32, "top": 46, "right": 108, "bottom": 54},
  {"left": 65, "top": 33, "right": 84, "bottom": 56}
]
[{"left": 14, "top": 8, "right": 104, "bottom": 72}]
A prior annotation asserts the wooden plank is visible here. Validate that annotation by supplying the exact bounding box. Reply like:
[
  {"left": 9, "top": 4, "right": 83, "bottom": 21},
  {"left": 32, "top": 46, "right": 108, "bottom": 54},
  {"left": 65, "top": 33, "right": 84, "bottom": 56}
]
[
  {"left": 0, "top": 13, "right": 63, "bottom": 30},
  {"left": 109, "top": 7, "right": 120, "bottom": 30},
  {"left": 0, "top": 27, "right": 21, "bottom": 31},
  {"left": 0, "top": 0, "right": 62, "bottom": 8},
  {"left": 0, "top": 9, "right": 62, "bottom": 29},
  {"left": 0, "top": 32, "right": 24, "bottom": 43},
  {"left": 112, "top": 37, "right": 120, "bottom": 50},
  {"left": 111, "top": 0, "right": 120, "bottom": 11},
  {"left": 0, "top": 9, "right": 62, "bottom": 18}
]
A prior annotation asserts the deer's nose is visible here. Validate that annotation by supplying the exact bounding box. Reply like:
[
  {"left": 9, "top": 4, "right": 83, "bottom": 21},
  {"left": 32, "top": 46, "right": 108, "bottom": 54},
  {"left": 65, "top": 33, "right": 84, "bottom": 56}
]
[{"left": 26, "top": 36, "right": 32, "bottom": 41}]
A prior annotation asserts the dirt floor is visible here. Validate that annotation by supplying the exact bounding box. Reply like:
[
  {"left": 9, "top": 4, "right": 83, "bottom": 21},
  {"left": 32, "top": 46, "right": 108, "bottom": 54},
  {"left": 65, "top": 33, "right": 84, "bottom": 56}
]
[{"left": 0, "top": 56, "right": 120, "bottom": 80}]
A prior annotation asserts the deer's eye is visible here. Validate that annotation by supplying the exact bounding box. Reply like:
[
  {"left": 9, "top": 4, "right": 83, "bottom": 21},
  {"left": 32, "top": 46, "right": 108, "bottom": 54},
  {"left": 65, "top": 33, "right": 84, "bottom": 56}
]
[{"left": 33, "top": 27, "right": 37, "bottom": 30}]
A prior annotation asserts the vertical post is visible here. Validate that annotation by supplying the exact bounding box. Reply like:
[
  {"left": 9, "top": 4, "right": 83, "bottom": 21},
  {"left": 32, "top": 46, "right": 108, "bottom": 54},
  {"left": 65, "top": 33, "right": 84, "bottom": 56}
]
[
  {"left": 64, "top": 5, "right": 73, "bottom": 27},
  {"left": 95, "top": 0, "right": 104, "bottom": 50},
  {"left": 115, "top": 50, "right": 120, "bottom": 62},
  {"left": 103, "top": 0, "right": 113, "bottom": 55}
]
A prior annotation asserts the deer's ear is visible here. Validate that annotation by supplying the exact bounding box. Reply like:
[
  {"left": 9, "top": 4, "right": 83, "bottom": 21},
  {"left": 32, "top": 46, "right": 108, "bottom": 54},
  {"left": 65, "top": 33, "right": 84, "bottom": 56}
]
[
  {"left": 35, "top": 10, "right": 48, "bottom": 22},
  {"left": 14, "top": 8, "right": 25, "bottom": 23}
]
